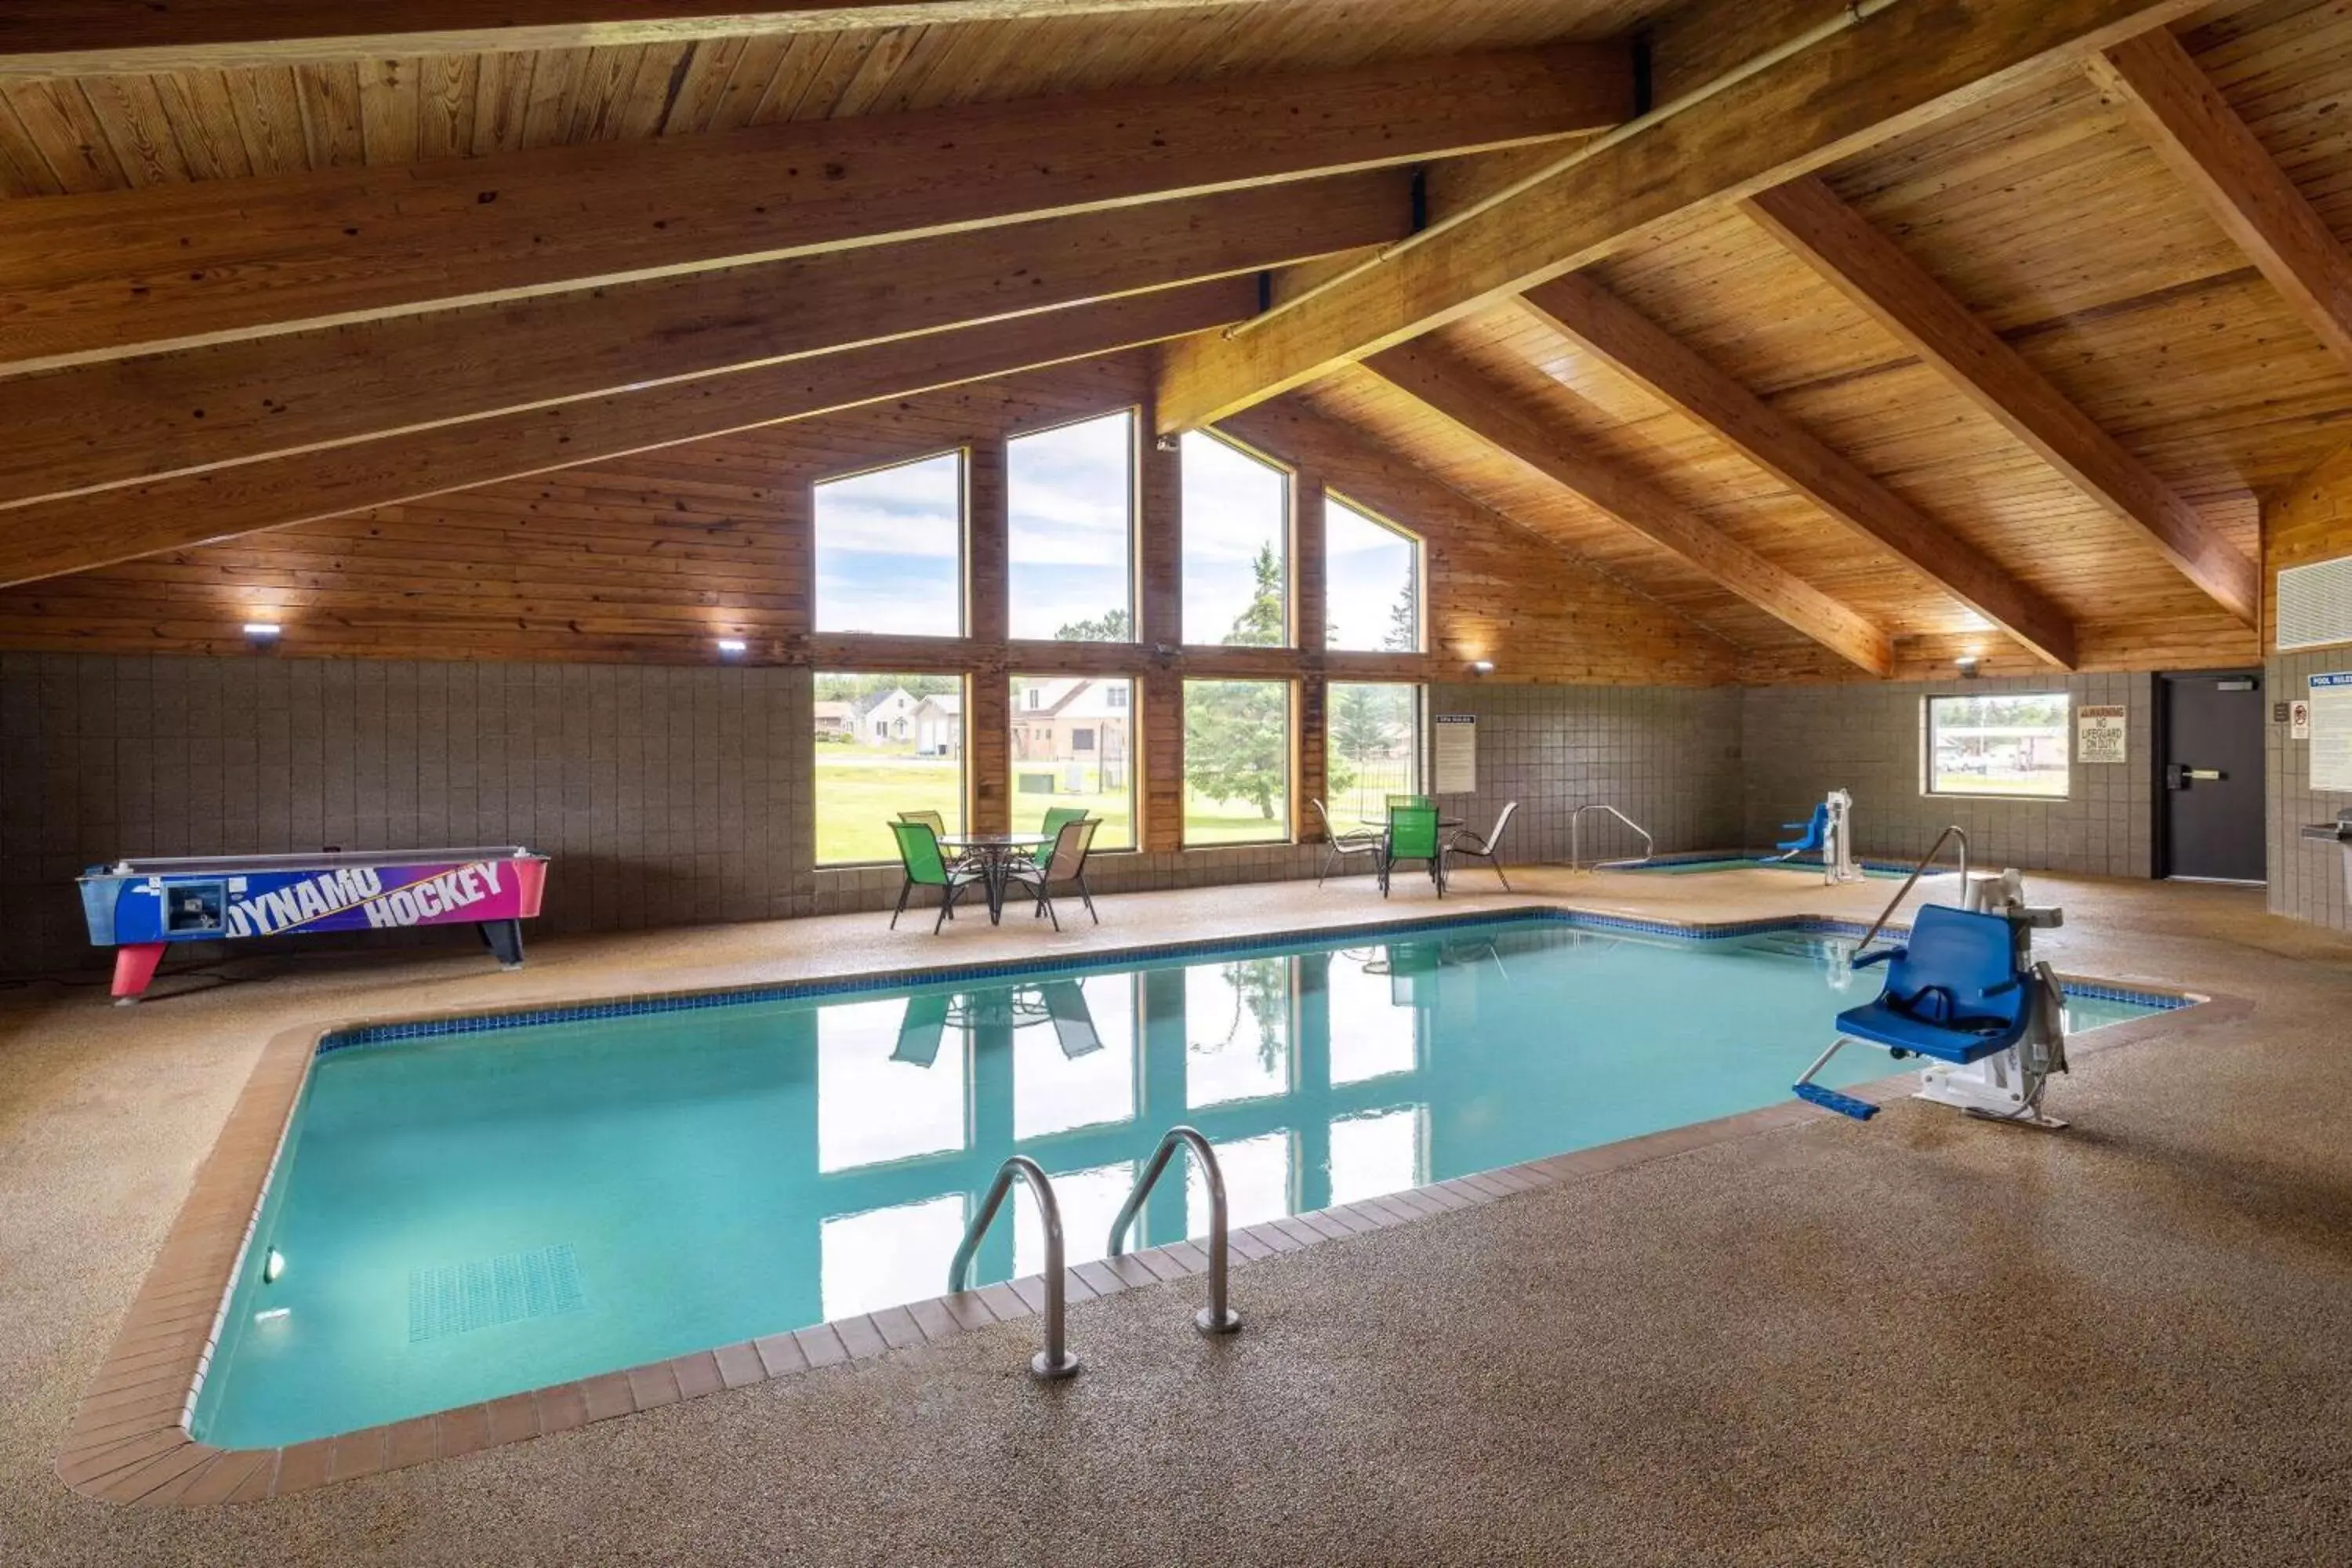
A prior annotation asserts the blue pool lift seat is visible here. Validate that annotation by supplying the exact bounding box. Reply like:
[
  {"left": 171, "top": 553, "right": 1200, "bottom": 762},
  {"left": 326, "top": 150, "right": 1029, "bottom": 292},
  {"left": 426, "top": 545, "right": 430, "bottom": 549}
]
[
  {"left": 1793, "top": 904, "right": 2033, "bottom": 1120},
  {"left": 1775, "top": 802, "right": 1830, "bottom": 858}
]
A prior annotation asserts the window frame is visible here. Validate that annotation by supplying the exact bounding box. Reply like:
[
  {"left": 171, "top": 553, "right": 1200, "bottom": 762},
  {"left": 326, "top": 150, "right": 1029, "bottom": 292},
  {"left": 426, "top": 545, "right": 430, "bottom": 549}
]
[
  {"left": 1005, "top": 407, "right": 1141, "bottom": 645},
  {"left": 810, "top": 447, "right": 971, "bottom": 640},
  {"left": 1920, "top": 691, "right": 2073, "bottom": 800},
  {"left": 1179, "top": 676, "right": 1296, "bottom": 848},
  {"left": 811, "top": 670, "right": 972, "bottom": 868},
  {"left": 1007, "top": 673, "right": 1138, "bottom": 853},
  {"left": 1324, "top": 680, "right": 1426, "bottom": 826},
  {"left": 1178, "top": 428, "right": 1296, "bottom": 651},
  {"left": 1322, "top": 490, "right": 1425, "bottom": 654}
]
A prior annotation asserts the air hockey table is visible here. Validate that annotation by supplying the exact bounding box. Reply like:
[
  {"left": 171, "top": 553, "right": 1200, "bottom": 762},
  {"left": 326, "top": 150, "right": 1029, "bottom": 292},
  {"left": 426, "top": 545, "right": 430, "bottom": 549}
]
[{"left": 79, "top": 847, "right": 549, "bottom": 1002}]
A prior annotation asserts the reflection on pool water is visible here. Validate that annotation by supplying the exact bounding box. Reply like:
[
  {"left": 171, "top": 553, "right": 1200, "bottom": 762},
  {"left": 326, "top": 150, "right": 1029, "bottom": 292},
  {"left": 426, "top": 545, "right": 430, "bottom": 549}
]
[{"left": 194, "top": 916, "right": 2168, "bottom": 1447}]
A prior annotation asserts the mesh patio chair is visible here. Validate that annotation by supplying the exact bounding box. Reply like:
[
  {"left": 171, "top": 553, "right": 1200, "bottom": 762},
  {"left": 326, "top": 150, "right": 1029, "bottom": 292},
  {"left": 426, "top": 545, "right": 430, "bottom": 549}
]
[
  {"left": 1031, "top": 805, "right": 1090, "bottom": 866},
  {"left": 1003, "top": 818, "right": 1101, "bottom": 931},
  {"left": 1385, "top": 793, "right": 1433, "bottom": 815},
  {"left": 1040, "top": 981, "right": 1105, "bottom": 1058},
  {"left": 889, "top": 819, "right": 985, "bottom": 933},
  {"left": 899, "top": 808, "right": 972, "bottom": 869},
  {"left": 1446, "top": 800, "right": 1519, "bottom": 891},
  {"left": 1310, "top": 798, "right": 1381, "bottom": 886},
  {"left": 1381, "top": 804, "right": 1446, "bottom": 898}
]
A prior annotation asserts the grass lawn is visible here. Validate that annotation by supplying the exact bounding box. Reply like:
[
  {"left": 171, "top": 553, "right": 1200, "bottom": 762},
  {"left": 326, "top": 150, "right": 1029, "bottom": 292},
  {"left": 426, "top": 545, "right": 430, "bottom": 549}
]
[
  {"left": 815, "top": 743, "right": 1382, "bottom": 861},
  {"left": 1927, "top": 771, "right": 2070, "bottom": 798}
]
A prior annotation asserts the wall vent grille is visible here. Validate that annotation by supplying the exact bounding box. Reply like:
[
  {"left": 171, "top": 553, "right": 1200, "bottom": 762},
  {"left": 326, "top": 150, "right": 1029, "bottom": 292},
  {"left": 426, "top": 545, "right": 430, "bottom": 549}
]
[{"left": 2278, "top": 556, "right": 2352, "bottom": 650}]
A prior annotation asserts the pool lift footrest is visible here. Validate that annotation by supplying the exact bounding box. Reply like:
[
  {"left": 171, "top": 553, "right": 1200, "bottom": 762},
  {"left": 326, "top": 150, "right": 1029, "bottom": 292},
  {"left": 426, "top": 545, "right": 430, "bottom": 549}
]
[{"left": 1792, "top": 1080, "right": 1878, "bottom": 1120}]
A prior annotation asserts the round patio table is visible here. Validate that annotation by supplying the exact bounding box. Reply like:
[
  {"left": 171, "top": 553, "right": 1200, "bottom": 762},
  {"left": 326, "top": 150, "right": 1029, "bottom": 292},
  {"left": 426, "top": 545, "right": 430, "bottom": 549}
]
[{"left": 936, "top": 832, "right": 1053, "bottom": 925}]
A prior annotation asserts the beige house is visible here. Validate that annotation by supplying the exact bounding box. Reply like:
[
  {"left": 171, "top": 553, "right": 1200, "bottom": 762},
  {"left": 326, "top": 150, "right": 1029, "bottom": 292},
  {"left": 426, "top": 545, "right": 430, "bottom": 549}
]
[{"left": 1011, "top": 678, "right": 1131, "bottom": 787}]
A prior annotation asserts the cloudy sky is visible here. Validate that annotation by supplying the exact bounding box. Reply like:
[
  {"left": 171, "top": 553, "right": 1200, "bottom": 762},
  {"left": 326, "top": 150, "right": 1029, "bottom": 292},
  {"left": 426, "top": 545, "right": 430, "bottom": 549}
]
[
  {"left": 1324, "top": 496, "right": 1419, "bottom": 651},
  {"left": 813, "top": 451, "right": 964, "bottom": 637},
  {"left": 811, "top": 426, "right": 1416, "bottom": 648},
  {"left": 1179, "top": 431, "right": 1288, "bottom": 644},
  {"left": 1006, "top": 412, "right": 1134, "bottom": 639}
]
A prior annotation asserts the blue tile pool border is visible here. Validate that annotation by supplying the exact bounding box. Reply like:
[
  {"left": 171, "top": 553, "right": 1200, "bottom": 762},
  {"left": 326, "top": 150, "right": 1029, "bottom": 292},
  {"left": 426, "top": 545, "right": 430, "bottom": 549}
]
[{"left": 318, "top": 906, "right": 2198, "bottom": 1054}]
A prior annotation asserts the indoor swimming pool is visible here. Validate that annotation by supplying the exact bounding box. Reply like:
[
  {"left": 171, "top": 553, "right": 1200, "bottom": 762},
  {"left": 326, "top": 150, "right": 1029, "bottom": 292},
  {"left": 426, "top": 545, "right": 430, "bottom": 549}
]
[{"left": 193, "top": 913, "right": 2176, "bottom": 1448}]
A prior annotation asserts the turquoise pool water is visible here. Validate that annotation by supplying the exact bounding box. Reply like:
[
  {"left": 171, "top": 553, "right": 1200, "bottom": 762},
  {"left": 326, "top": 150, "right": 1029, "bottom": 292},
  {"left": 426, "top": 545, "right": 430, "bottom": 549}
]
[{"left": 193, "top": 915, "right": 2169, "bottom": 1447}]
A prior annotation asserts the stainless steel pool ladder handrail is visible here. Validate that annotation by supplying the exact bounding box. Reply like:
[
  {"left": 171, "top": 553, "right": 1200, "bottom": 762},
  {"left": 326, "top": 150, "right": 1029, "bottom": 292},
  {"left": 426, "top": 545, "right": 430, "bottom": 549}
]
[
  {"left": 949, "top": 1156, "right": 1080, "bottom": 1379},
  {"left": 1570, "top": 804, "right": 1654, "bottom": 872},
  {"left": 1106, "top": 1126, "right": 1241, "bottom": 1335},
  {"left": 1853, "top": 825, "right": 1970, "bottom": 953}
]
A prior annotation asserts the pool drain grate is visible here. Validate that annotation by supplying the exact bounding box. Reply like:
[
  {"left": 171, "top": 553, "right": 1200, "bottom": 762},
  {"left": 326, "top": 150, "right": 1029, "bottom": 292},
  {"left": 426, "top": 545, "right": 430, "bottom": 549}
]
[{"left": 407, "top": 1244, "right": 585, "bottom": 1341}]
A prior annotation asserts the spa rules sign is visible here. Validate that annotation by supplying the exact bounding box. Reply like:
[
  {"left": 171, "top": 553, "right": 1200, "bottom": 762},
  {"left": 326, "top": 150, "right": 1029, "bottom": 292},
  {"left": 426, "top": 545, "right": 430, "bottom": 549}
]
[{"left": 2077, "top": 705, "right": 2128, "bottom": 764}]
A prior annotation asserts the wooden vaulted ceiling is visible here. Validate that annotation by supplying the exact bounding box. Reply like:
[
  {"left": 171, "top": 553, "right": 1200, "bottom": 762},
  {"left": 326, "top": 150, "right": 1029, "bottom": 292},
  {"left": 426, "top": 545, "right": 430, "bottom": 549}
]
[{"left": 3, "top": 0, "right": 2352, "bottom": 683}]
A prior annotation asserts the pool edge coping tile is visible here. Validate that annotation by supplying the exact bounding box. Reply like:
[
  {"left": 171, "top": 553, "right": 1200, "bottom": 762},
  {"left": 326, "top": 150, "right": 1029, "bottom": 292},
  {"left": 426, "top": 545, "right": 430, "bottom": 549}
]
[{"left": 59, "top": 898, "right": 2233, "bottom": 1507}]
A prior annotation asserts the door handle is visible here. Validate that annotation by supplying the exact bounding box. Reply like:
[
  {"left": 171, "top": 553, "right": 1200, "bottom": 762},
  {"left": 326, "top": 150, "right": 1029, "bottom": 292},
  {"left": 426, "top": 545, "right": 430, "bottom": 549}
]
[
  {"left": 2185, "top": 768, "right": 2223, "bottom": 782},
  {"left": 2167, "top": 766, "right": 2223, "bottom": 788}
]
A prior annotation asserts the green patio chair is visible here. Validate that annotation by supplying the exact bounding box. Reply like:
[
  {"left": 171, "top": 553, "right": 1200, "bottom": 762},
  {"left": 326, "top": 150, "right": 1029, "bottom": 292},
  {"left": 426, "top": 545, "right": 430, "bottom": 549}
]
[
  {"left": 898, "top": 809, "right": 971, "bottom": 869},
  {"left": 1385, "top": 793, "right": 1433, "bottom": 815},
  {"left": 1380, "top": 804, "right": 1445, "bottom": 899},
  {"left": 1032, "top": 805, "right": 1090, "bottom": 866},
  {"left": 889, "top": 820, "right": 984, "bottom": 933}
]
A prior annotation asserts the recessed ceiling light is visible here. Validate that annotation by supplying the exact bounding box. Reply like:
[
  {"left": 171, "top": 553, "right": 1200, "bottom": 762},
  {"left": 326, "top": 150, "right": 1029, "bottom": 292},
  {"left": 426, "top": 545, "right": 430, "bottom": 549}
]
[
  {"left": 716, "top": 638, "right": 748, "bottom": 657},
  {"left": 242, "top": 622, "right": 282, "bottom": 640}
]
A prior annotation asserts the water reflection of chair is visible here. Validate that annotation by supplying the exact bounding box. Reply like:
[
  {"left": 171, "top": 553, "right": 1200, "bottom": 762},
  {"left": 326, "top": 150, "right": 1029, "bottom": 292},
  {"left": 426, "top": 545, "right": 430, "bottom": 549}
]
[
  {"left": 1040, "top": 981, "right": 1105, "bottom": 1058},
  {"left": 891, "top": 992, "right": 950, "bottom": 1065}
]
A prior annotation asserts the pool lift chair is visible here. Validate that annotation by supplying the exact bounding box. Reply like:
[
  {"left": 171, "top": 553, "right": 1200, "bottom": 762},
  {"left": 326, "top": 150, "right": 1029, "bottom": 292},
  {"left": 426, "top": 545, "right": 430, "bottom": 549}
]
[
  {"left": 1793, "top": 872, "right": 2071, "bottom": 1129},
  {"left": 1774, "top": 788, "right": 1864, "bottom": 885}
]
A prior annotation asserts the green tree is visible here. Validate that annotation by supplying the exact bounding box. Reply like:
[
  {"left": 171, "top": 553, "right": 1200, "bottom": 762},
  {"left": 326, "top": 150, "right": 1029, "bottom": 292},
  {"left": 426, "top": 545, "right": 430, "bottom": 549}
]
[
  {"left": 1381, "top": 577, "right": 1419, "bottom": 653},
  {"left": 1178, "top": 546, "right": 1290, "bottom": 822},
  {"left": 1221, "top": 543, "right": 1285, "bottom": 649},
  {"left": 1053, "top": 607, "right": 1132, "bottom": 642},
  {"left": 1185, "top": 681, "right": 1287, "bottom": 821}
]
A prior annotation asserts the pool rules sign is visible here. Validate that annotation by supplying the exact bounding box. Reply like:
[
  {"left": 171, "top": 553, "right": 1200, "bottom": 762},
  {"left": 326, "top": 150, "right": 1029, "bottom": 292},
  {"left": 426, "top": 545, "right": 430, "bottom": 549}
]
[
  {"left": 1433, "top": 714, "right": 1477, "bottom": 793},
  {"left": 2077, "top": 705, "right": 2128, "bottom": 764}
]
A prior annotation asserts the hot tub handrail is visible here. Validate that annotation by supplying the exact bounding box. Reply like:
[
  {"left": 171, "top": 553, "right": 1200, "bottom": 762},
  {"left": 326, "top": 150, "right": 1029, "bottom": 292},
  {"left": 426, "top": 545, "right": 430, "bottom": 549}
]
[
  {"left": 1570, "top": 804, "right": 1654, "bottom": 873},
  {"left": 1854, "top": 825, "right": 1970, "bottom": 954},
  {"left": 948, "top": 1156, "right": 1080, "bottom": 1379},
  {"left": 1105, "top": 1126, "right": 1241, "bottom": 1336}
]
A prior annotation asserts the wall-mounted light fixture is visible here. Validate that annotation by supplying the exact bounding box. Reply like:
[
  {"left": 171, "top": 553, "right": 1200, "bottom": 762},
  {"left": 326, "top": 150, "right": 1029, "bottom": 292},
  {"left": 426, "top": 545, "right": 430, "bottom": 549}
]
[
  {"left": 1469, "top": 659, "right": 1495, "bottom": 677},
  {"left": 242, "top": 622, "right": 282, "bottom": 644},
  {"left": 1955, "top": 652, "right": 1982, "bottom": 679},
  {"left": 716, "top": 637, "right": 748, "bottom": 658}
]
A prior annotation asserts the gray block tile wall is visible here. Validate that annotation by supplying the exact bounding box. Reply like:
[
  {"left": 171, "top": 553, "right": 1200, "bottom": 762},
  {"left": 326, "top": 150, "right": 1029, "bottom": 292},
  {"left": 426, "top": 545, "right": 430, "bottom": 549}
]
[
  {"left": 1424, "top": 681, "right": 1745, "bottom": 865},
  {"left": 1740, "top": 672, "right": 2154, "bottom": 879},
  {"left": 2266, "top": 649, "right": 2352, "bottom": 931},
  {"left": 1, "top": 655, "right": 1773, "bottom": 976}
]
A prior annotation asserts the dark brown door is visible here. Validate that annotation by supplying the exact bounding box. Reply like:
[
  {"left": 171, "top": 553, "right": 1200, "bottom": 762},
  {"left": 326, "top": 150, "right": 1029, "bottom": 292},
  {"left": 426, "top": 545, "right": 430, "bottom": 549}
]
[{"left": 2158, "top": 672, "right": 2266, "bottom": 883}]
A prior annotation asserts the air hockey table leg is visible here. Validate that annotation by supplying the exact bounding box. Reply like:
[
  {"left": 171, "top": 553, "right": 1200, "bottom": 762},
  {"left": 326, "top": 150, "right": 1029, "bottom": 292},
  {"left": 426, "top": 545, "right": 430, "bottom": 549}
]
[
  {"left": 111, "top": 942, "right": 166, "bottom": 1004},
  {"left": 477, "top": 918, "right": 526, "bottom": 971}
]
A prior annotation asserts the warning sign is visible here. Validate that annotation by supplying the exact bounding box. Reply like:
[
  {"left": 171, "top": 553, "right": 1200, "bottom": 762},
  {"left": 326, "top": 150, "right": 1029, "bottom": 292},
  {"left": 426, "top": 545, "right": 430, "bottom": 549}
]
[{"left": 2076, "top": 705, "right": 2128, "bottom": 764}]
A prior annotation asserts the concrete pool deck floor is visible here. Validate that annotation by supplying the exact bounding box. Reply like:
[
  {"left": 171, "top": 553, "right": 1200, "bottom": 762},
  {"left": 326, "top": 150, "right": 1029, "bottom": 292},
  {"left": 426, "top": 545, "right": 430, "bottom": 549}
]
[{"left": 4, "top": 865, "right": 2350, "bottom": 1563}]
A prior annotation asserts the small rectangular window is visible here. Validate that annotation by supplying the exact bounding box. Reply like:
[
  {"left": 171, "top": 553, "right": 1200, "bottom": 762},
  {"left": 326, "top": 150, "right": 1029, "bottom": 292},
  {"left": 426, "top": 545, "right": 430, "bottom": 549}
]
[
  {"left": 815, "top": 672, "right": 966, "bottom": 864},
  {"left": 814, "top": 452, "right": 965, "bottom": 637},
  {"left": 1010, "top": 675, "right": 1134, "bottom": 851},
  {"left": 1183, "top": 679, "right": 1291, "bottom": 845},
  {"left": 1923, "top": 692, "right": 2070, "bottom": 798}
]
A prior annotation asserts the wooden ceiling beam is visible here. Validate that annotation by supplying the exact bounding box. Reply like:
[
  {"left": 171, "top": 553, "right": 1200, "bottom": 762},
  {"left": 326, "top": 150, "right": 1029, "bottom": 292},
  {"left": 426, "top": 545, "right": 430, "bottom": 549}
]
[
  {"left": 0, "top": 279, "right": 1254, "bottom": 587},
  {"left": 1363, "top": 343, "right": 1893, "bottom": 677},
  {"left": 1514, "top": 274, "right": 2079, "bottom": 670},
  {"left": 0, "top": 2, "right": 1261, "bottom": 76},
  {"left": 2088, "top": 28, "right": 2352, "bottom": 375},
  {"left": 1150, "top": 0, "right": 2208, "bottom": 436},
  {"left": 0, "top": 171, "right": 1404, "bottom": 510},
  {"left": 1742, "top": 174, "right": 2259, "bottom": 626},
  {"left": 0, "top": 45, "right": 1631, "bottom": 372}
]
